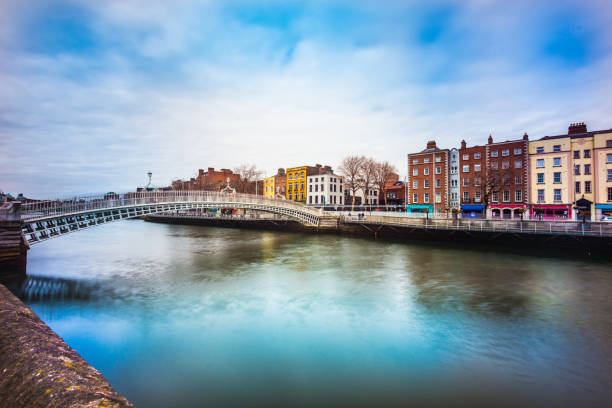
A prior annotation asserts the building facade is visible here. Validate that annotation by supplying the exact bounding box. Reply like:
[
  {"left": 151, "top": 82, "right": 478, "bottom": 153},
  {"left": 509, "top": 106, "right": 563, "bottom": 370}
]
[
  {"left": 407, "top": 141, "right": 449, "bottom": 216},
  {"left": 286, "top": 164, "right": 333, "bottom": 203},
  {"left": 306, "top": 173, "right": 344, "bottom": 206},
  {"left": 459, "top": 142, "right": 487, "bottom": 218},
  {"left": 263, "top": 169, "right": 286, "bottom": 199},
  {"left": 449, "top": 148, "right": 460, "bottom": 211},
  {"left": 594, "top": 131, "right": 612, "bottom": 220},
  {"left": 344, "top": 184, "right": 380, "bottom": 206}
]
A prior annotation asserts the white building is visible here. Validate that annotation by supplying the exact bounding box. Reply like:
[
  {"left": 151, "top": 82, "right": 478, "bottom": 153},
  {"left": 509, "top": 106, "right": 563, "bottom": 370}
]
[
  {"left": 449, "top": 148, "right": 460, "bottom": 210},
  {"left": 307, "top": 173, "right": 344, "bottom": 206},
  {"left": 343, "top": 184, "right": 380, "bottom": 206}
]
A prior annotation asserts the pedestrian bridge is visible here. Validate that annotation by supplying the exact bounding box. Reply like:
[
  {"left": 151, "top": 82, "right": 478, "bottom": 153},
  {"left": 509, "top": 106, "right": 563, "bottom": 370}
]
[{"left": 19, "top": 191, "right": 324, "bottom": 244}]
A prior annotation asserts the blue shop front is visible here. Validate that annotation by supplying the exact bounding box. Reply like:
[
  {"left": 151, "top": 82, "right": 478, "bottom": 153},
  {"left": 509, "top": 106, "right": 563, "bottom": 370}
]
[
  {"left": 596, "top": 204, "right": 612, "bottom": 221},
  {"left": 461, "top": 204, "right": 485, "bottom": 219}
]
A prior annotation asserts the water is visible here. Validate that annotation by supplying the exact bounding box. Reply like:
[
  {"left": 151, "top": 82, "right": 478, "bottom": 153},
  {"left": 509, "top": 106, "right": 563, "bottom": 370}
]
[{"left": 13, "top": 220, "right": 612, "bottom": 407}]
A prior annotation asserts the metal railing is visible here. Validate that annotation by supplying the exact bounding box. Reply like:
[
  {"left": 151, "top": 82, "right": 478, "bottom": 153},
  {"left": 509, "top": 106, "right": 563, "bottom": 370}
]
[
  {"left": 343, "top": 215, "right": 612, "bottom": 237},
  {"left": 20, "top": 190, "right": 324, "bottom": 221}
]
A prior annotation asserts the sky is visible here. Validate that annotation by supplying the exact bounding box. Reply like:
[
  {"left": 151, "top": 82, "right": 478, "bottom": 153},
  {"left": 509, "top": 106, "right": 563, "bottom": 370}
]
[{"left": 1, "top": 0, "right": 612, "bottom": 197}]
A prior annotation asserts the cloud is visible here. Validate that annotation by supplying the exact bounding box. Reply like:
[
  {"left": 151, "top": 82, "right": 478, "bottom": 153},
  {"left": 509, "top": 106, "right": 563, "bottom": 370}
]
[{"left": 1, "top": 0, "right": 611, "bottom": 197}]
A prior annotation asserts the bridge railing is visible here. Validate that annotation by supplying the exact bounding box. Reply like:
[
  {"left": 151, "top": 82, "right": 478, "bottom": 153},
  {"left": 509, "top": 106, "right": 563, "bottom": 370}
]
[{"left": 19, "top": 191, "right": 323, "bottom": 220}]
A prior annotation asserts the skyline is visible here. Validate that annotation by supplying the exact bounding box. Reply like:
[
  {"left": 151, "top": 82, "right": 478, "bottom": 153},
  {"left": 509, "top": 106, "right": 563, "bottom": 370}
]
[{"left": 2, "top": 0, "right": 612, "bottom": 196}]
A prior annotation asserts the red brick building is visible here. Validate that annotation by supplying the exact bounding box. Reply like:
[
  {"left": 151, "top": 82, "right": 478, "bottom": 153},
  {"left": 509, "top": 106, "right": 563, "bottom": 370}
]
[
  {"left": 171, "top": 168, "right": 240, "bottom": 191},
  {"left": 407, "top": 141, "right": 449, "bottom": 216},
  {"left": 459, "top": 134, "right": 529, "bottom": 218}
]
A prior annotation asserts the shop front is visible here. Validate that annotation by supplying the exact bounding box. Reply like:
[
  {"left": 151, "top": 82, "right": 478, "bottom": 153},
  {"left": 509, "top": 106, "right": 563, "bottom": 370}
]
[
  {"left": 595, "top": 204, "right": 612, "bottom": 221},
  {"left": 406, "top": 204, "right": 433, "bottom": 215},
  {"left": 461, "top": 204, "right": 485, "bottom": 219},
  {"left": 489, "top": 204, "right": 525, "bottom": 219},
  {"left": 529, "top": 204, "right": 572, "bottom": 220}
]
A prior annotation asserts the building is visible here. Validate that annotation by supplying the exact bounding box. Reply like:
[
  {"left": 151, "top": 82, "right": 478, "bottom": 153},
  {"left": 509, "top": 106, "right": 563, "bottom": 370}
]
[
  {"left": 306, "top": 172, "right": 344, "bottom": 206},
  {"left": 407, "top": 140, "right": 449, "bottom": 216},
  {"left": 286, "top": 164, "right": 333, "bottom": 203},
  {"left": 384, "top": 181, "right": 406, "bottom": 207},
  {"left": 594, "top": 130, "right": 612, "bottom": 220},
  {"left": 449, "top": 148, "right": 460, "bottom": 211},
  {"left": 458, "top": 141, "right": 487, "bottom": 218},
  {"left": 344, "top": 184, "right": 380, "bottom": 206},
  {"left": 263, "top": 169, "right": 286, "bottom": 199},
  {"left": 171, "top": 167, "right": 239, "bottom": 191}
]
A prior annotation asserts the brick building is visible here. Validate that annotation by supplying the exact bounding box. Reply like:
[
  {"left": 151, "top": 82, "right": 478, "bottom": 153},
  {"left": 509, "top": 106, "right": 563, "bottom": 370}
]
[
  {"left": 171, "top": 168, "right": 240, "bottom": 191},
  {"left": 459, "top": 141, "right": 487, "bottom": 218},
  {"left": 407, "top": 140, "right": 449, "bottom": 216}
]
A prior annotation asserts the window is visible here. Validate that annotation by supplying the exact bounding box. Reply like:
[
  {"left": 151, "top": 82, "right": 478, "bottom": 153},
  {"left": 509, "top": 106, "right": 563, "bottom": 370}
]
[
  {"left": 435, "top": 156, "right": 441, "bottom": 162},
  {"left": 515, "top": 175, "right": 522, "bottom": 185},
  {"left": 502, "top": 149, "right": 510, "bottom": 156},
  {"left": 474, "top": 164, "right": 481, "bottom": 172},
  {"left": 435, "top": 166, "right": 441, "bottom": 174},
  {"left": 315, "top": 196, "right": 318, "bottom": 204},
  {"left": 413, "top": 180, "right": 418, "bottom": 189},
  {"left": 536, "top": 159, "right": 544, "bottom": 168},
  {"left": 537, "top": 189, "right": 545, "bottom": 202},
  {"left": 475, "top": 191, "right": 481, "bottom": 202},
  {"left": 413, "top": 193, "right": 418, "bottom": 203},
  {"left": 553, "top": 157, "right": 561, "bottom": 167},
  {"left": 553, "top": 172, "right": 561, "bottom": 183},
  {"left": 585, "top": 181, "right": 591, "bottom": 194},
  {"left": 435, "top": 192, "right": 441, "bottom": 203},
  {"left": 515, "top": 190, "right": 522, "bottom": 202},
  {"left": 474, "top": 177, "right": 481, "bottom": 186},
  {"left": 424, "top": 180, "right": 430, "bottom": 188},
  {"left": 463, "top": 192, "right": 469, "bottom": 202},
  {"left": 463, "top": 178, "right": 470, "bottom": 187},
  {"left": 502, "top": 161, "right": 510, "bottom": 169},
  {"left": 584, "top": 149, "right": 591, "bottom": 158},
  {"left": 608, "top": 187, "right": 612, "bottom": 202},
  {"left": 424, "top": 158, "right": 430, "bottom": 163},
  {"left": 553, "top": 189, "right": 561, "bottom": 202},
  {"left": 424, "top": 168, "right": 430, "bottom": 175},
  {"left": 574, "top": 165, "right": 580, "bottom": 175},
  {"left": 315, "top": 178, "right": 318, "bottom": 182},
  {"left": 463, "top": 165, "right": 469, "bottom": 173},
  {"left": 289, "top": 174, "right": 294, "bottom": 180},
  {"left": 575, "top": 181, "right": 581, "bottom": 194},
  {"left": 491, "top": 161, "right": 498, "bottom": 170},
  {"left": 491, "top": 150, "right": 499, "bottom": 157},
  {"left": 474, "top": 153, "right": 481, "bottom": 159},
  {"left": 514, "top": 148, "right": 522, "bottom": 155},
  {"left": 492, "top": 192, "right": 499, "bottom": 202},
  {"left": 436, "top": 178, "right": 441, "bottom": 188},
  {"left": 503, "top": 190, "right": 510, "bottom": 202},
  {"left": 607, "top": 153, "right": 612, "bottom": 163},
  {"left": 424, "top": 193, "right": 430, "bottom": 203},
  {"left": 607, "top": 140, "right": 612, "bottom": 148},
  {"left": 537, "top": 173, "right": 544, "bottom": 184},
  {"left": 514, "top": 160, "right": 522, "bottom": 168},
  {"left": 536, "top": 147, "right": 544, "bottom": 154},
  {"left": 320, "top": 184, "right": 324, "bottom": 191},
  {"left": 309, "top": 185, "right": 312, "bottom": 192},
  {"left": 315, "top": 185, "right": 318, "bottom": 192},
  {"left": 574, "top": 151, "right": 580, "bottom": 159},
  {"left": 413, "top": 159, "right": 419, "bottom": 164},
  {"left": 300, "top": 182, "right": 304, "bottom": 189},
  {"left": 553, "top": 145, "right": 561, "bottom": 152},
  {"left": 583, "top": 164, "right": 590, "bottom": 175},
  {"left": 608, "top": 169, "right": 612, "bottom": 181},
  {"left": 309, "top": 196, "right": 312, "bottom": 204},
  {"left": 413, "top": 168, "right": 418, "bottom": 176},
  {"left": 462, "top": 154, "right": 469, "bottom": 160}
]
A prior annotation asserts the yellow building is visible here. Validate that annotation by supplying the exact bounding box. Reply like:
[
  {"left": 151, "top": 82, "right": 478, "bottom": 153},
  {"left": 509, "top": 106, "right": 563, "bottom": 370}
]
[
  {"left": 286, "top": 166, "right": 308, "bottom": 202},
  {"left": 263, "top": 169, "right": 286, "bottom": 199},
  {"left": 263, "top": 176, "right": 276, "bottom": 199},
  {"left": 528, "top": 136, "right": 573, "bottom": 219},
  {"left": 594, "top": 131, "right": 612, "bottom": 219}
]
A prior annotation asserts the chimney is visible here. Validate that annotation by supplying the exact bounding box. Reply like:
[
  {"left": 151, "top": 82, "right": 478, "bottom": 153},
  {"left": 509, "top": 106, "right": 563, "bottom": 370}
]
[
  {"left": 487, "top": 134, "right": 493, "bottom": 144},
  {"left": 208, "top": 167, "right": 214, "bottom": 173},
  {"left": 460, "top": 140, "right": 466, "bottom": 149},
  {"left": 426, "top": 140, "right": 436, "bottom": 149},
  {"left": 568, "top": 122, "right": 587, "bottom": 135},
  {"left": 523, "top": 132, "right": 528, "bottom": 140}
]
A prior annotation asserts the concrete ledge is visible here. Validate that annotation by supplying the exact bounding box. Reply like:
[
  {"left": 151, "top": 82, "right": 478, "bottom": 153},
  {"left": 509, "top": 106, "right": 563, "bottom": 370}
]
[{"left": 0, "top": 284, "right": 133, "bottom": 408}]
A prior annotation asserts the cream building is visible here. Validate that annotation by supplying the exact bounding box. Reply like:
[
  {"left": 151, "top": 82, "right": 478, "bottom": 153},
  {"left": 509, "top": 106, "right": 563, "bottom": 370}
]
[{"left": 594, "top": 131, "right": 612, "bottom": 220}]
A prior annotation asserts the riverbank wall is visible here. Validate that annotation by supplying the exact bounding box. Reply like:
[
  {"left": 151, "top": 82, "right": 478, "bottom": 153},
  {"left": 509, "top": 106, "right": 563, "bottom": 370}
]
[
  {"left": 0, "top": 202, "right": 28, "bottom": 280},
  {"left": 146, "top": 214, "right": 612, "bottom": 258},
  {"left": 0, "top": 284, "right": 133, "bottom": 407}
]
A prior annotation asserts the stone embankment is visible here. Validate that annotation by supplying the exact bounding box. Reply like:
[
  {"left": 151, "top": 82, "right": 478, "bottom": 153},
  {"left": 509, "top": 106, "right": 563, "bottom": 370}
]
[
  {"left": 0, "top": 284, "right": 133, "bottom": 408},
  {"left": 0, "top": 202, "right": 28, "bottom": 279}
]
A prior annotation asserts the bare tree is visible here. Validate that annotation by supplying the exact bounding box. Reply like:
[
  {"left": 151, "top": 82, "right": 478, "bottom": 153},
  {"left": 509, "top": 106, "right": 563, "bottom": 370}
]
[
  {"left": 478, "top": 170, "right": 512, "bottom": 219},
  {"left": 374, "top": 161, "right": 398, "bottom": 206},
  {"left": 233, "top": 164, "right": 261, "bottom": 194},
  {"left": 339, "top": 155, "right": 365, "bottom": 210},
  {"left": 359, "top": 157, "right": 378, "bottom": 207}
]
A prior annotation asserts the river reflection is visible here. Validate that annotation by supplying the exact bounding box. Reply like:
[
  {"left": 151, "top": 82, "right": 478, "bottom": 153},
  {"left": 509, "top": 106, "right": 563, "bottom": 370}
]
[{"left": 13, "top": 220, "right": 612, "bottom": 407}]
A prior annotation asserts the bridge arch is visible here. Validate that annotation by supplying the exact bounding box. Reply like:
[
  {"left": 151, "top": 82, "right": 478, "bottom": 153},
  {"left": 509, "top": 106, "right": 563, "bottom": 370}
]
[{"left": 20, "top": 191, "right": 323, "bottom": 244}]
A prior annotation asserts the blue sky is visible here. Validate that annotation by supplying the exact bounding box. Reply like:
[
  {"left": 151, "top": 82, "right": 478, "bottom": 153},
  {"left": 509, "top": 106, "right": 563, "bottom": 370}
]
[{"left": 1, "top": 0, "right": 612, "bottom": 196}]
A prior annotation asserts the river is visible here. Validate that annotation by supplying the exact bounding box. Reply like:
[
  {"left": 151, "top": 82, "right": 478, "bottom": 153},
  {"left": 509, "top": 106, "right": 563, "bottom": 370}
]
[{"left": 13, "top": 220, "right": 612, "bottom": 407}]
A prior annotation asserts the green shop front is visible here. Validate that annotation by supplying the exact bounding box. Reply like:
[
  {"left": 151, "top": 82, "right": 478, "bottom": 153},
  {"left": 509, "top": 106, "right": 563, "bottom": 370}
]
[{"left": 406, "top": 204, "right": 433, "bottom": 214}]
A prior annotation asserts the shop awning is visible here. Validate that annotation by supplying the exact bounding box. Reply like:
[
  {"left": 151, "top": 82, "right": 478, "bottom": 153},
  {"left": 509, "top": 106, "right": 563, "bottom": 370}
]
[
  {"left": 407, "top": 205, "right": 433, "bottom": 209},
  {"left": 461, "top": 204, "right": 485, "bottom": 210},
  {"left": 596, "top": 204, "right": 612, "bottom": 210}
]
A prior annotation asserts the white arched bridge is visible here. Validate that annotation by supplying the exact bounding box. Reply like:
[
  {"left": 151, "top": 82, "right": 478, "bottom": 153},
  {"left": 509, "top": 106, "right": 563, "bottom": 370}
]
[{"left": 19, "top": 191, "right": 325, "bottom": 244}]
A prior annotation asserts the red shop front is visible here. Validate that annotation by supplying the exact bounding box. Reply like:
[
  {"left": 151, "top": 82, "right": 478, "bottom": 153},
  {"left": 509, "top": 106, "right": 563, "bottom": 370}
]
[{"left": 529, "top": 204, "right": 572, "bottom": 220}]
